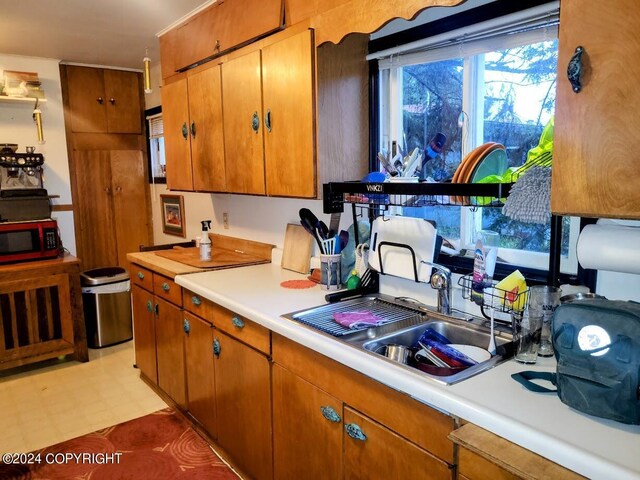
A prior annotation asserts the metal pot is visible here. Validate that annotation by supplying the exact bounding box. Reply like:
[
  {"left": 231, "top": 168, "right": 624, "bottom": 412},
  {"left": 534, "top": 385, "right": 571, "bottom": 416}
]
[{"left": 560, "top": 292, "right": 605, "bottom": 304}]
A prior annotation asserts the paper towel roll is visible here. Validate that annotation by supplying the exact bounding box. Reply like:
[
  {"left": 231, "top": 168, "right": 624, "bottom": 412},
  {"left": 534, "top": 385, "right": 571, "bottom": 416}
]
[{"left": 577, "top": 224, "right": 640, "bottom": 274}]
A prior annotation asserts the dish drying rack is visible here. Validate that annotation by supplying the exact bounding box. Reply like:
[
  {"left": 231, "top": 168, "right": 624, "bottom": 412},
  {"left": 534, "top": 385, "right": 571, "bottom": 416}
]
[
  {"left": 458, "top": 274, "right": 530, "bottom": 321},
  {"left": 323, "top": 181, "right": 514, "bottom": 214}
]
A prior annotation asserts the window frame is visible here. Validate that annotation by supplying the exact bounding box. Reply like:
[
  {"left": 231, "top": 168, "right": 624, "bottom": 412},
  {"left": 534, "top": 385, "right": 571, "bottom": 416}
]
[
  {"left": 367, "top": 1, "right": 584, "bottom": 287},
  {"left": 144, "top": 105, "right": 167, "bottom": 184}
]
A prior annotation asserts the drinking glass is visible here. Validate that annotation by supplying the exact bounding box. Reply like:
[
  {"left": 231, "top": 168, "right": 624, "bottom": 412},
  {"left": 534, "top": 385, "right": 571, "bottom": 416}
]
[
  {"left": 528, "top": 285, "right": 562, "bottom": 357},
  {"left": 512, "top": 309, "right": 542, "bottom": 364}
]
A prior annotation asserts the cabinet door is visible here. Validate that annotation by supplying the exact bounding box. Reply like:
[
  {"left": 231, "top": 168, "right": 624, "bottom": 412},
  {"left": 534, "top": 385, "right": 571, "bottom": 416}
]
[
  {"left": 162, "top": 77, "right": 194, "bottom": 190},
  {"left": 184, "top": 312, "right": 217, "bottom": 438},
  {"left": 214, "top": 330, "right": 272, "bottom": 480},
  {"left": 110, "top": 150, "right": 151, "bottom": 267},
  {"left": 189, "top": 65, "right": 227, "bottom": 192},
  {"left": 222, "top": 50, "right": 266, "bottom": 195},
  {"left": 131, "top": 285, "right": 157, "bottom": 384},
  {"left": 343, "top": 407, "right": 452, "bottom": 480},
  {"left": 72, "top": 150, "right": 117, "bottom": 269},
  {"left": 155, "top": 296, "right": 187, "bottom": 408},
  {"left": 552, "top": 0, "right": 640, "bottom": 218},
  {"left": 66, "top": 66, "right": 108, "bottom": 133},
  {"left": 262, "top": 29, "right": 316, "bottom": 198},
  {"left": 273, "top": 364, "right": 343, "bottom": 480},
  {"left": 103, "top": 69, "right": 142, "bottom": 134}
]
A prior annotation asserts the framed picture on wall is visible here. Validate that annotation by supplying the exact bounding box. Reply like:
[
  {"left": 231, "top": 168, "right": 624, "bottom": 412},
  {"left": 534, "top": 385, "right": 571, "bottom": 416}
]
[{"left": 160, "top": 194, "right": 186, "bottom": 237}]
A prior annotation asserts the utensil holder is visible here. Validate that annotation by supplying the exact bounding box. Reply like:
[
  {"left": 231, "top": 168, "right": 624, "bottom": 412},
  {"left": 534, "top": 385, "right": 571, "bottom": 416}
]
[{"left": 320, "top": 254, "right": 342, "bottom": 291}]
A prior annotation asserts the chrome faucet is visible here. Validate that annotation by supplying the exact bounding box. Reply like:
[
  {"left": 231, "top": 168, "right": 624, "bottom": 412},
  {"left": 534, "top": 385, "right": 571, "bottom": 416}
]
[{"left": 421, "top": 261, "right": 452, "bottom": 315}]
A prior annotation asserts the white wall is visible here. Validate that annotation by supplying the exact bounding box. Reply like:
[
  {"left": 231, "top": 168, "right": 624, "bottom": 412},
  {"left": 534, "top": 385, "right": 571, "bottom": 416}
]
[{"left": 0, "top": 54, "right": 76, "bottom": 255}]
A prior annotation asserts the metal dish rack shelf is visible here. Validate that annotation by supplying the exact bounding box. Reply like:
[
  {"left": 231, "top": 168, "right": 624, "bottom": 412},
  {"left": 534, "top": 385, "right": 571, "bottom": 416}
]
[
  {"left": 322, "top": 181, "right": 514, "bottom": 213},
  {"left": 458, "top": 274, "right": 530, "bottom": 316}
]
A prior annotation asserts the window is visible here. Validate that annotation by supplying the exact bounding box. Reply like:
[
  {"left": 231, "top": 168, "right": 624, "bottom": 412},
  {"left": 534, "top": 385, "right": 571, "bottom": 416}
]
[
  {"left": 145, "top": 107, "right": 166, "bottom": 183},
  {"left": 374, "top": 4, "right": 577, "bottom": 275}
]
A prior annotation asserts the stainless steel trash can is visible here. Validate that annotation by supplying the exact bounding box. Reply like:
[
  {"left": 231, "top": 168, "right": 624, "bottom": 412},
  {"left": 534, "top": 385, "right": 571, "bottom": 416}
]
[{"left": 81, "top": 267, "right": 133, "bottom": 348}]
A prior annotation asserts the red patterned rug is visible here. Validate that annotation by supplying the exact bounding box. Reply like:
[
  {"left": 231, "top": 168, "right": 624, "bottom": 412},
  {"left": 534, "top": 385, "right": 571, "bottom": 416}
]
[{"left": 0, "top": 408, "right": 239, "bottom": 479}]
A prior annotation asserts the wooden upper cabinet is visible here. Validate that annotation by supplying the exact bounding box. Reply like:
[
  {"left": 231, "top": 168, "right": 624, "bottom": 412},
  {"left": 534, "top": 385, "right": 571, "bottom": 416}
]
[
  {"left": 160, "top": 0, "right": 284, "bottom": 77},
  {"left": 66, "top": 65, "right": 141, "bottom": 134},
  {"left": 162, "top": 78, "right": 193, "bottom": 191},
  {"left": 190, "top": 66, "right": 226, "bottom": 192},
  {"left": 263, "top": 29, "right": 316, "bottom": 197},
  {"left": 162, "top": 66, "right": 226, "bottom": 192},
  {"left": 552, "top": 0, "right": 640, "bottom": 219},
  {"left": 222, "top": 50, "right": 266, "bottom": 195}
]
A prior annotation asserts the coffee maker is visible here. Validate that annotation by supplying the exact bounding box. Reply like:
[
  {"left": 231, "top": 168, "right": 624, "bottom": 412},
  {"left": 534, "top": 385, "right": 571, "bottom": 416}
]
[
  {"left": 0, "top": 144, "right": 47, "bottom": 196},
  {"left": 0, "top": 144, "right": 51, "bottom": 221}
]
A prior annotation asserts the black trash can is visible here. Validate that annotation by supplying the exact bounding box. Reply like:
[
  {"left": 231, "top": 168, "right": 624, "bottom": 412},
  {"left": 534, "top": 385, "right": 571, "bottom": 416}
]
[{"left": 81, "top": 267, "right": 133, "bottom": 348}]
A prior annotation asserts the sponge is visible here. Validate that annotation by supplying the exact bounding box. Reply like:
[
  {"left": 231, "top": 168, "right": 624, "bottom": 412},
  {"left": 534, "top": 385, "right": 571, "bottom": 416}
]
[{"left": 495, "top": 270, "right": 528, "bottom": 312}]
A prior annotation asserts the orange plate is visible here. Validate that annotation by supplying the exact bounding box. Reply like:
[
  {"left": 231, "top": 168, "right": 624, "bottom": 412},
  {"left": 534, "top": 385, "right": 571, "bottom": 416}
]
[{"left": 452, "top": 142, "right": 497, "bottom": 204}]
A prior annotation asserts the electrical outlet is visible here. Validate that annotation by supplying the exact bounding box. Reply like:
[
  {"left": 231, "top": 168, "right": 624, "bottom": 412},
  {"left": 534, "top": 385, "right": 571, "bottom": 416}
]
[{"left": 223, "top": 212, "right": 229, "bottom": 229}]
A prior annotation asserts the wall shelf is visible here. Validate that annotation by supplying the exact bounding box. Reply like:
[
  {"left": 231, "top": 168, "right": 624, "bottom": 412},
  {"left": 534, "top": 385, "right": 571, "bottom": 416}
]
[{"left": 0, "top": 95, "right": 46, "bottom": 105}]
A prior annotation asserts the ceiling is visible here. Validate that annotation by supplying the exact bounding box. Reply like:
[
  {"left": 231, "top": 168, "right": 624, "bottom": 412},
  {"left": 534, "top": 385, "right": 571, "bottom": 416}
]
[{"left": 0, "top": 0, "right": 210, "bottom": 70}]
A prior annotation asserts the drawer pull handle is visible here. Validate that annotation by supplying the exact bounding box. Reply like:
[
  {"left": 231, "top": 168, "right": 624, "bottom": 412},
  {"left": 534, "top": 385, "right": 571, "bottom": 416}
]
[
  {"left": 251, "top": 111, "right": 260, "bottom": 133},
  {"left": 320, "top": 406, "right": 341, "bottom": 423},
  {"left": 182, "top": 122, "right": 189, "bottom": 139},
  {"left": 137, "top": 272, "right": 145, "bottom": 280},
  {"left": 183, "top": 319, "right": 190, "bottom": 334},
  {"left": 265, "top": 108, "right": 272, "bottom": 133},
  {"left": 146, "top": 300, "right": 153, "bottom": 312},
  {"left": 345, "top": 423, "right": 367, "bottom": 441},
  {"left": 190, "top": 121, "right": 196, "bottom": 138},
  {"left": 162, "top": 282, "right": 170, "bottom": 292},
  {"left": 231, "top": 316, "right": 245, "bottom": 329},
  {"left": 567, "top": 45, "right": 584, "bottom": 93},
  {"left": 213, "top": 338, "right": 221, "bottom": 357},
  {"left": 191, "top": 296, "right": 202, "bottom": 306},
  {"left": 154, "top": 303, "right": 159, "bottom": 315}
]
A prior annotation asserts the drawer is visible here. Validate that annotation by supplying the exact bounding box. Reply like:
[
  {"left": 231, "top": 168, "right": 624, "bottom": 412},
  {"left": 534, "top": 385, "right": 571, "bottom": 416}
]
[
  {"left": 130, "top": 265, "right": 153, "bottom": 292},
  {"left": 153, "top": 274, "right": 182, "bottom": 307},
  {"left": 212, "top": 303, "right": 270, "bottom": 355},
  {"left": 183, "top": 289, "right": 216, "bottom": 320}
]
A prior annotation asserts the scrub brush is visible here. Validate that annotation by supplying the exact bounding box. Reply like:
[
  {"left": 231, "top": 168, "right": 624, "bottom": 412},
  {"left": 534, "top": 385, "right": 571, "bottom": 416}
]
[{"left": 502, "top": 166, "right": 551, "bottom": 224}]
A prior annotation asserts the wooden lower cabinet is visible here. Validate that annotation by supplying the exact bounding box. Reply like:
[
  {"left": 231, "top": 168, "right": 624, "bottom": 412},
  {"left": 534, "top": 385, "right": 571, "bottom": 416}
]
[
  {"left": 344, "top": 407, "right": 451, "bottom": 480},
  {"left": 272, "top": 364, "right": 343, "bottom": 480},
  {"left": 155, "top": 296, "right": 187, "bottom": 409},
  {"left": 214, "top": 330, "right": 272, "bottom": 480},
  {"left": 0, "top": 256, "right": 87, "bottom": 370},
  {"left": 184, "top": 312, "right": 217, "bottom": 437},
  {"left": 131, "top": 285, "right": 157, "bottom": 384}
]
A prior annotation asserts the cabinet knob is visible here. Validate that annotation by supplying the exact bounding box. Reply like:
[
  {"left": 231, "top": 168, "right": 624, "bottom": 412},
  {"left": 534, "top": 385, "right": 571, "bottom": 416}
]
[
  {"left": 146, "top": 300, "right": 153, "bottom": 312},
  {"left": 214, "top": 40, "right": 221, "bottom": 52},
  {"left": 114, "top": 185, "right": 122, "bottom": 193},
  {"left": 213, "top": 338, "right": 221, "bottom": 357},
  {"left": 109, "top": 97, "right": 116, "bottom": 105},
  {"left": 251, "top": 111, "right": 260, "bottom": 133},
  {"left": 190, "top": 121, "right": 196, "bottom": 138},
  {"left": 320, "top": 406, "right": 341, "bottom": 423},
  {"left": 191, "top": 295, "right": 202, "bottom": 306},
  {"left": 182, "top": 123, "right": 189, "bottom": 139},
  {"left": 345, "top": 423, "right": 367, "bottom": 441},
  {"left": 231, "top": 316, "right": 245, "bottom": 329},
  {"left": 183, "top": 318, "right": 190, "bottom": 334},
  {"left": 97, "top": 97, "right": 104, "bottom": 104},
  {"left": 137, "top": 272, "right": 145, "bottom": 280},
  {"left": 162, "top": 282, "right": 170, "bottom": 292},
  {"left": 265, "top": 109, "right": 272, "bottom": 133},
  {"left": 567, "top": 46, "right": 585, "bottom": 93}
]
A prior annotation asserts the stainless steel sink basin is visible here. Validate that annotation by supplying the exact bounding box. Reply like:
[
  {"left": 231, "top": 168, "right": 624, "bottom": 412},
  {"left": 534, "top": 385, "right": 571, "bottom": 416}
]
[{"left": 282, "top": 294, "right": 514, "bottom": 385}]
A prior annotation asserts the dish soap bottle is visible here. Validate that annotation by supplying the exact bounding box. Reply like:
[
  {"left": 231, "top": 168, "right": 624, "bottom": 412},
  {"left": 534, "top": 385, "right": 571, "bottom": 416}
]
[{"left": 200, "top": 220, "right": 212, "bottom": 261}]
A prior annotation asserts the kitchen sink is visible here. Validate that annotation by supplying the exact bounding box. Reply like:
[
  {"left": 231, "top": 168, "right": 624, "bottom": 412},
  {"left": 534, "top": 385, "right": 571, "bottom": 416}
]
[{"left": 282, "top": 294, "right": 514, "bottom": 385}]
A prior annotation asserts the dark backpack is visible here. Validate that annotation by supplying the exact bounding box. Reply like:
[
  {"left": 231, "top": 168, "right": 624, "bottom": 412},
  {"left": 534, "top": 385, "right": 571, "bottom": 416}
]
[{"left": 512, "top": 299, "right": 640, "bottom": 425}]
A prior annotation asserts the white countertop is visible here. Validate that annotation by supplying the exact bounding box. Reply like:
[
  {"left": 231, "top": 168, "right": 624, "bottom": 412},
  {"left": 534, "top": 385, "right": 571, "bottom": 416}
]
[{"left": 176, "top": 262, "right": 640, "bottom": 480}]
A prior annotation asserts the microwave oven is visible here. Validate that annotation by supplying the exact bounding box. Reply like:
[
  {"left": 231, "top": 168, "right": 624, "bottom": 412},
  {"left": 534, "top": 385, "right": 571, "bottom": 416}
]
[{"left": 0, "top": 219, "right": 60, "bottom": 264}]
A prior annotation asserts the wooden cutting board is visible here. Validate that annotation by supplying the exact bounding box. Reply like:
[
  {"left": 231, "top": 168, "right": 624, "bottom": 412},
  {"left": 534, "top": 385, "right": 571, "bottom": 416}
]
[
  {"left": 281, "top": 223, "right": 313, "bottom": 274},
  {"left": 154, "top": 247, "right": 270, "bottom": 269}
]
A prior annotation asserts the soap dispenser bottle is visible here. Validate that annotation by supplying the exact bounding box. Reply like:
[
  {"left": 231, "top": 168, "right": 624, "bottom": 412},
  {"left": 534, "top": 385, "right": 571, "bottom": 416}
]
[{"left": 200, "top": 220, "right": 212, "bottom": 261}]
